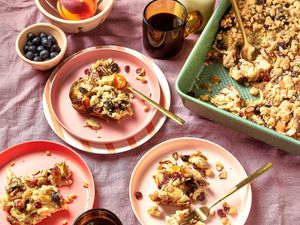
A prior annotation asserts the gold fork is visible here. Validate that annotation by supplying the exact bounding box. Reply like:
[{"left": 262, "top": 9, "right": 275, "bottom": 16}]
[
  {"left": 180, "top": 162, "right": 273, "bottom": 225},
  {"left": 98, "top": 66, "right": 185, "bottom": 125}
]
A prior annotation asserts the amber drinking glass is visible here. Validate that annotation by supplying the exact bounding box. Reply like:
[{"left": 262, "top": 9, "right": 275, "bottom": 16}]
[
  {"left": 73, "top": 208, "right": 122, "bottom": 225},
  {"left": 143, "top": 0, "right": 202, "bottom": 59}
]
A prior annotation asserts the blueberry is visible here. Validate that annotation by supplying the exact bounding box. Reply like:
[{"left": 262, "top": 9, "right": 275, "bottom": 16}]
[
  {"left": 33, "top": 56, "right": 42, "bottom": 62},
  {"left": 40, "top": 50, "right": 49, "bottom": 59},
  {"left": 34, "top": 53, "right": 39, "bottom": 57},
  {"left": 37, "top": 45, "right": 44, "bottom": 52},
  {"left": 50, "top": 44, "right": 60, "bottom": 52},
  {"left": 39, "top": 32, "right": 47, "bottom": 38},
  {"left": 32, "top": 37, "right": 40, "bottom": 46},
  {"left": 24, "top": 45, "right": 29, "bottom": 52},
  {"left": 47, "top": 35, "right": 55, "bottom": 44},
  {"left": 27, "top": 32, "right": 35, "bottom": 41},
  {"left": 25, "top": 51, "right": 34, "bottom": 60},
  {"left": 28, "top": 45, "right": 37, "bottom": 53},
  {"left": 41, "top": 38, "right": 51, "bottom": 48},
  {"left": 51, "top": 193, "right": 60, "bottom": 202},
  {"left": 26, "top": 40, "right": 32, "bottom": 46},
  {"left": 50, "top": 52, "right": 58, "bottom": 59}
]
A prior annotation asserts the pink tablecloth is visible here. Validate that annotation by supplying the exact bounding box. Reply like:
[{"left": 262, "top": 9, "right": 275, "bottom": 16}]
[{"left": 1, "top": 0, "right": 300, "bottom": 224}]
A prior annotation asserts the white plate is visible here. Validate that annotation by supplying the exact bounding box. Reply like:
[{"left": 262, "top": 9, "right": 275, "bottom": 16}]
[{"left": 130, "top": 137, "right": 252, "bottom": 225}]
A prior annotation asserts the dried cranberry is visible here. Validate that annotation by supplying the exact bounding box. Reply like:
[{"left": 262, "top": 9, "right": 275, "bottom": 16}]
[
  {"left": 124, "top": 65, "right": 130, "bottom": 73},
  {"left": 135, "top": 191, "right": 143, "bottom": 200},
  {"left": 136, "top": 68, "right": 143, "bottom": 74},
  {"left": 223, "top": 204, "right": 230, "bottom": 213},
  {"left": 262, "top": 75, "right": 270, "bottom": 82},
  {"left": 14, "top": 199, "right": 25, "bottom": 211},
  {"left": 181, "top": 155, "right": 190, "bottom": 162},
  {"left": 217, "top": 209, "right": 226, "bottom": 218},
  {"left": 43, "top": 179, "right": 51, "bottom": 185},
  {"left": 197, "top": 191, "right": 206, "bottom": 201},
  {"left": 34, "top": 202, "right": 42, "bottom": 209},
  {"left": 238, "top": 111, "right": 244, "bottom": 117},
  {"left": 84, "top": 68, "right": 91, "bottom": 75},
  {"left": 171, "top": 172, "right": 182, "bottom": 180},
  {"left": 30, "top": 178, "right": 38, "bottom": 187}
]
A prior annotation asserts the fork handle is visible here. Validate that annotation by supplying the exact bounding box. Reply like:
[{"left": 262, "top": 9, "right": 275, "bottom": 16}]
[
  {"left": 127, "top": 86, "right": 185, "bottom": 125},
  {"left": 208, "top": 162, "right": 273, "bottom": 209}
]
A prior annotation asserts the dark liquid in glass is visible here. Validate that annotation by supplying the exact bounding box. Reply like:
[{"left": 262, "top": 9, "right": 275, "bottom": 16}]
[
  {"left": 143, "top": 13, "right": 184, "bottom": 59},
  {"left": 83, "top": 218, "right": 117, "bottom": 225}
]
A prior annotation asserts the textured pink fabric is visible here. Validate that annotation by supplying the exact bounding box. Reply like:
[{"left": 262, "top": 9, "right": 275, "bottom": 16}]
[{"left": 0, "top": 0, "right": 300, "bottom": 224}]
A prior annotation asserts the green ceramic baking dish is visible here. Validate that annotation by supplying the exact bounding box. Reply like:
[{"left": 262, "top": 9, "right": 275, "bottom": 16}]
[{"left": 175, "top": 0, "right": 300, "bottom": 155}]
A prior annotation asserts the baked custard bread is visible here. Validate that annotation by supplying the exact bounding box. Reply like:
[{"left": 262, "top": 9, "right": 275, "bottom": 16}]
[
  {"left": 69, "top": 58, "right": 133, "bottom": 123},
  {"left": 1, "top": 162, "right": 72, "bottom": 225},
  {"left": 149, "top": 151, "right": 210, "bottom": 209}
]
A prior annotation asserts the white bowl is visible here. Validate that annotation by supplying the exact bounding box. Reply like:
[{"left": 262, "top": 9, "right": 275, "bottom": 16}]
[
  {"left": 35, "top": 0, "right": 114, "bottom": 33},
  {"left": 16, "top": 23, "right": 67, "bottom": 71}
]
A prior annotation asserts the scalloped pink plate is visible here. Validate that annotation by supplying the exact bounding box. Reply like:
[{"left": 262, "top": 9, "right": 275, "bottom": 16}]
[
  {"left": 50, "top": 47, "right": 161, "bottom": 143},
  {"left": 0, "top": 140, "right": 95, "bottom": 225},
  {"left": 130, "top": 137, "right": 252, "bottom": 225}
]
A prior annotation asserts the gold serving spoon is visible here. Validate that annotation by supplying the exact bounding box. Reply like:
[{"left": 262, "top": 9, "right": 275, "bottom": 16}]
[
  {"left": 180, "top": 162, "right": 273, "bottom": 224},
  {"left": 100, "top": 66, "right": 185, "bottom": 126},
  {"left": 230, "top": 0, "right": 257, "bottom": 62}
]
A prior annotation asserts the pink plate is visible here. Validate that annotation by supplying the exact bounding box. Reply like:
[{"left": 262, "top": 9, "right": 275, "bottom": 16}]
[
  {"left": 50, "top": 47, "right": 161, "bottom": 143},
  {"left": 129, "top": 137, "right": 252, "bottom": 225},
  {"left": 0, "top": 140, "right": 95, "bottom": 225}
]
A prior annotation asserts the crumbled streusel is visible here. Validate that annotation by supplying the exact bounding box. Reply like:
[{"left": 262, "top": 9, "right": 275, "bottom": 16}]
[{"left": 207, "top": 0, "right": 300, "bottom": 140}]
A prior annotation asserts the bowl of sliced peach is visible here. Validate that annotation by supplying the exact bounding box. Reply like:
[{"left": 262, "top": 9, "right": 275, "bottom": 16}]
[{"left": 34, "top": 0, "right": 114, "bottom": 33}]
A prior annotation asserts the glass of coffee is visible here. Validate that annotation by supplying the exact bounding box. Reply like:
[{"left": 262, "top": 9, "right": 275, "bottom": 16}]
[
  {"left": 73, "top": 208, "right": 122, "bottom": 225},
  {"left": 143, "top": 0, "right": 203, "bottom": 59}
]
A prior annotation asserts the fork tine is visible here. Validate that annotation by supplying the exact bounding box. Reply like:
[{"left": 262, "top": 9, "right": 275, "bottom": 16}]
[{"left": 179, "top": 211, "right": 196, "bottom": 225}]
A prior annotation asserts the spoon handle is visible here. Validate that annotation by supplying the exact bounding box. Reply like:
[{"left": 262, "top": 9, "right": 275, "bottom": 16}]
[
  {"left": 208, "top": 162, "right": 273, "bottom": 209},
  {"left": 229, "top": 0, "right": 248, "bottom": 44},
  {"left": 127, "top": 86, "right": 185, "bottom": 125}
]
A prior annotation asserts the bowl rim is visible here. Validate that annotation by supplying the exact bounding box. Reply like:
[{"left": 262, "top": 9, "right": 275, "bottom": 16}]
[
  {"left": 15, "top": 22, "right": 67, "bottom": 65},
  {"left": 34, "top": 0, "right": 114, "bottom": 24}
]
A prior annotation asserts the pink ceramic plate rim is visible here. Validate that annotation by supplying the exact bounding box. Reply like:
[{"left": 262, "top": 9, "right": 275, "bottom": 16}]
[
  {"left": 49, "top": 46, "right": 161, "bottom": 144},
  {"left": 129, "top": 137, "right": 252, "bottom": 225},
  {"left": 0, "top": 140, "right": 95, "bottom": 225},
  {"left": 43, "top": 45, "right": 171, "bottom": 154}
]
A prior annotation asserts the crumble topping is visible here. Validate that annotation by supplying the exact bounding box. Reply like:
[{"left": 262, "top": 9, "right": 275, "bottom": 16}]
[{"left": 205, "top": 0, "right": 300, "bottom": 140}]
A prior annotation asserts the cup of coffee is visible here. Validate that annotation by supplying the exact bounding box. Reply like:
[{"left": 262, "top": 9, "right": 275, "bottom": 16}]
[
  {"left": 73, "top": 208, "right": 122, "bottom": 225},
  {"left": 143, "top": 0, "right": 202, "bottom": 59}
]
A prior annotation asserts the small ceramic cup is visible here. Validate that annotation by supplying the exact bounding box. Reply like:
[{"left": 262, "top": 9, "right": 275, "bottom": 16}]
[
  {"left": 73, "top": 208, "right": 122, "bottom": 225},
  {"left": 16, "top": 23, "right": 67, "bottom": 71},
  {"left": 34, "top": 0, "right": 114, "bottom": 33}
]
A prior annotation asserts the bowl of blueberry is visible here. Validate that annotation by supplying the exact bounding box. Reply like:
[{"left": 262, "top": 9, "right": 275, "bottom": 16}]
[{"left": 16, "top": 23, "right": 67, "bottom": 71}]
